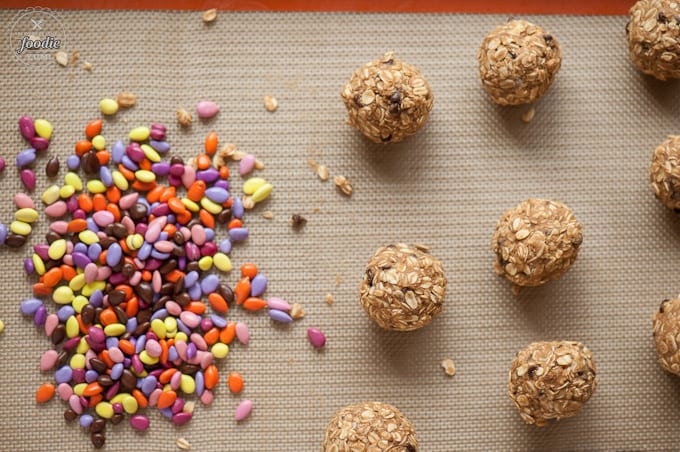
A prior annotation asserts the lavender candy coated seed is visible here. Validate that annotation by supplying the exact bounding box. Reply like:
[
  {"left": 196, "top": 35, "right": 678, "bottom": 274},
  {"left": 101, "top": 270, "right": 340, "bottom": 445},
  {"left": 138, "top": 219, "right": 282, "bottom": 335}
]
[
  {"left": 21, "top": 169, "right": 36, "bottom": 190},
  {"left": 151, "top": 162, "right": 170, "bottom": 176},
  {"left": 307, "top": 328, "right": 326, "bottom": 348},
  {"left": 79, "top": 414, "right": 94, "bottom": 428},
  {"left": 251, "top": 274, "right": 267, "bottom": 296},
  {"left": 150, "top": 140, "right": 170, "bottom": 153},
  {"left": 204, "top": 187, "right": 229, "bottom": 204},
  {"left": 228, "top": 227, "right": 248, "bottom": 241},
  {"left": 16, "top": 148, "right": 36, "bottom": 167},
  {"left": 268, "top": 309, "right": 292, "bottom": 323},
  {"left": 218, "top": 239, "right": 232, "bottom": 254},
  {"left": 196, "top": 100, "right": 220, "bottom": 118},
  {"left": 234, "top": 400, "right": 253, "bottom": 421},
  {"left": 30, "top": 136, "right": 49, "bottom": 151},
  {"left": 66, "top": 155, "right": 80, "bottom": 170},
  {"left": 232, "top": 197, "right": 244, "bottom": 219},
  {"left": 24, "top": 257, "right": 34, "bottom": 274},
  {"left": 111, "top": 140, "right": 125, "bottom": 163},
  {"left": 20, "top": 298, "right": 42, "bottom": 315},
  {"left": 19, "top": 116, "right": 35, "bottom": 140},
  {"left": 0, "top": 223, "right": 7, "bottom": 245}
]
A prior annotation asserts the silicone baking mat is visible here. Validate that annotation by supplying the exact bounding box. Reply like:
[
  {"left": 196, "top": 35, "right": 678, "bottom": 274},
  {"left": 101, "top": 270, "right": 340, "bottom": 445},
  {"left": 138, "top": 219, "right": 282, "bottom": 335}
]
[{"left": 1, "top": 7, "right": 677, "bottom": 452}]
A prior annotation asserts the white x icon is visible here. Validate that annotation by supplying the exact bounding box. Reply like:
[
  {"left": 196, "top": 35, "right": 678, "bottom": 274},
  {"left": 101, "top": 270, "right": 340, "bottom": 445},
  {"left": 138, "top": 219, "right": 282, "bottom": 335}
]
[{"left": 31, "top": 19, "right": 43, "bottom": 30}]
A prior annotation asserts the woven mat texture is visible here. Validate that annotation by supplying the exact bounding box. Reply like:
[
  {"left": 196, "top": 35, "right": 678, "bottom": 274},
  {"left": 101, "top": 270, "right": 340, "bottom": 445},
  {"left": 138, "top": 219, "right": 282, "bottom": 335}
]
[{"left": 1, "top": 9, "right": 678, "bottom": 452}]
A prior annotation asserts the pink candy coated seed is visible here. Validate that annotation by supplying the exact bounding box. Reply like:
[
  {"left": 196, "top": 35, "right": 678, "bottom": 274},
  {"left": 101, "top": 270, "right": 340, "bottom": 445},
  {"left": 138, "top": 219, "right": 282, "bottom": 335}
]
[
  {"left": 92, "top": 210, "right": 114, "bottom": 227},
  {"left": 44, "top": 314, "right": 59, "bottom": 336},
  {"left": 266, "top": 297, "right": 290, "bottom": 312},
  {"left": 191, "top": 224, "right": 206, "bottom": 246},
  {"left": 196, "top": 100, "right": 220, "bottom": 119},
  {"left": 307, "top": 328, "right": 326, "bottom": 349},
  {"left": 180, "top": 311, "right": 200, "bottom": 328},
  {"left": 235, "top": 322, "right": 249, "bottom": 345},
  {"left": 58, "top": 383, "right": 72, "bottom": 401},
  {"left": 44, "top": 201, "right": 67, "bottom": 217},
  {"left": 118, "top": 193, "right": 138, "bottom": 210},
  {"left": 239, "top": 154, "right": 256, "bottom": 176},
  {"left": 40, "top": 349, "right": 58, "bottom": 371},
  {"left": 200, "top": 389, "right": 213, "bottom": 405},
  {"left": 14, "top": 193, "right": 34, "bottom": 209},
  {"left": 234, "top": 399, "right": 253, "bottom": 421}
]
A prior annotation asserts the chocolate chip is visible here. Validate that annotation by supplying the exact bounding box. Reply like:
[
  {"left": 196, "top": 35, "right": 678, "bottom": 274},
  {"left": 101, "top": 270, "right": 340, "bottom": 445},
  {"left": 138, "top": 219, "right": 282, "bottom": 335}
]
[
  {"left": 90, "top": 358, "right": 107, "bottom": 373},
  {"left": 217, "top": 209, "right": 232, "bottom": 224},
  {"left": 543, "top": 34, "right": 552, "bottom": 42},
  {"left": 173, "top": 231, "right": 186, "bottom": 245},
  {"left": 120, "top": 369, "right": 136, "bottom": 392},
  {"left": 111, "top": 413, "right": 124, "bottom": 425},
  {"left": 91, "top": 432, "right": 106, "bottom": 449},
  {"left": 97, "top": 375, "right": 114, "bottom": 387},
  {"left": 218, "top": 284, "right": 234, "bottom": 304},
  {"left": 90, "top": 418, "right": 106, "bottom": 433},
  {"left": 134, "top": 281, "right": 153, "bottom": 304},
  {"left": 170, "top": 156, "right": 184, "bottom": 165},
  {"left": 291, "top": 214, "right": 307, "bottom": 227},
  {"left": 108, "top": 290, "right": 126, "bottom": 306},
  {"left": 129, "top": 203, "right": 148, "bottom": 221},
  {"left": 64, "top": 408, "right": 78, "bottom": 422},
  {"left": 5, "top": 233, "right": 26, "bottom": 248},
  {"left": 81, "top": 304, "right": 95, "bottom": 325},
  {"left": 45, "top": 157, "right": 60, "bottom": 177},
  {"left": 659, "top": 12, "right": 668, "bottom": 23},
  {"left": 51, "top": 324, "right": 66, "bottom": 344}
]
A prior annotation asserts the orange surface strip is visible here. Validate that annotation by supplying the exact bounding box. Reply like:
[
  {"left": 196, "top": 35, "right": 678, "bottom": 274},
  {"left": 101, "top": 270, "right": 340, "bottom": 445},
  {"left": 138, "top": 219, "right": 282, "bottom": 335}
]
[{"left": 2, "top": 0, "right": 628, "bottom": 16}]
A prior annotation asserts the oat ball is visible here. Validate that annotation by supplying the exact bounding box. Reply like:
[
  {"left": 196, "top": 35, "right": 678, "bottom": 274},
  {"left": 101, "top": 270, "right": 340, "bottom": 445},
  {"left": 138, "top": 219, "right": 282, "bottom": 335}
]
[
  {"left": 509, "top": 341, "right": 597, "bottom": 426},
  {"left": 341, "top": 52, "right": 433, "bottom": 144},
  {"left": 359, "top": 244, "right": 446, "bottom": 332},
  {"left": 323, "top": 401, "right": 418, "bottom": 452},
  {"left": 650, "top": 135, "right": 680, "bottom": 209},
  {"left": 627, "top": 0, "right": 680, "bottom": 80},
  {"left": 491, "top": 199, "right": 583, "bottom": 291},
  {"left": 478, "top": 20, "right": 562, "bottom": 106},
  {"left": 653, "top": 298, "right": 680, "bottom": 375}
]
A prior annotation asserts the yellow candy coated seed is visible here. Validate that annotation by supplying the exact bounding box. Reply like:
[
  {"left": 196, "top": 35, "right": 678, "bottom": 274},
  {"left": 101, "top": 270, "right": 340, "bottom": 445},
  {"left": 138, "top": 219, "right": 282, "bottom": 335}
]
[
  {"left": 104, "top": 323, "right": 126, "bottom": 336},
  {"left": 199, "top": 197, "right": 222, "bottom": 215},
  {"left": 92, "top": 134, "right": 106, "bottom": 150},
  {"left": 181, "top": 198, "right": 200, "bottom": 212},
  {"left": 163, "top": 384, "right": 172, "bottom": 392},
  {"left": 34, "top": 119, "right": 53, "bottom": 139},
  {"left": 95, "top": 402, "right": 114, "bottom": 419},
  {"left": 59, "top": 185, "right": 76, "bottom": 199},
  {"left": 139, "top": 350, "right": 159, "bottom": 365},
  {"left": 213, "top": 252, "right": 232, "bottom": 272},
  {"left": 180, "top": 374, "right": 196, "bottom": 394},
  {"left": 243, "top": 177, "right": 266, "bottom": 195},
  {"left": 53, "top": 286, "right": 74, "bottom": 304},
  {"left": 70, "top": 353, "right": 86, "bottom": 369},
  {"left": 112, "top": 171, "right": 129, "bottom": 190},
  {"left": 151, "top": 319, "right": 166, "bottom": 339},
  {"left": 86, "top": 180, "right": 106, "bottom": 193},
  {"left": 129, "top": 126, "right": 150, "bottom": 141},
  {"left": 10, "top": 220, "right": 31, "bottom": 236},
  {"left": 41, "top": 185, "right": 60, "bottom": 204},
  {"left": 72, "top": 295, "right": 89, "bottom": 313},
  {"left": 32, "top": 254, "right": 46, "bottom": 275},
  {"left": 0, "top": 319, "right": 5, "bottom": 334},
  {"left": 252, "top": 183, "right": 273, "bottom": 203},
  {"left": 65, "top": 316, "right": 79, "bottom": 338},
  {"left": 76, "top": 337, "right": 89, "bottom": 354},
  {"left": 15, "top": 208, "right": 38, "bottom": 223},
  {"left": 64, "top": 172, "right": 83, "bottom": 190},
  {"left": 81, "top": 281, "right": 105, "bottom": 297},
  {"left": 110, "top": 394, "right": 127, "bottom": 405},
  {"left": 48, "top": 239, "right": 66, "bottom": 260},
  {"left": 164, "top": 317, "right": 177, "bottom": 333},
  {"left": 78, "top": 230, "right": 99, "bottom": 244},
  {"left": 141, "top": 144, "right": 160, "bottom": 163},
  {"left": 211, "top": 343, "right": 229, "bottom": 359},
  {"left": 69, "top": 274, "right": 86, "bottom": 292},
  {"left": 174, "top": 332, "right": 188, "bottom": 343},
  {"left": 122, "top": 395, "right": 138, "bottom": 414},
  {"left": 135, "top": 170, "right": 155, "bottom": 183},
  {"left": 73, "top": 383, "right": 86, "bottom": 396},
  {"left": 198, "top": 256, "right": 213, "bottom": 271},
  {"left": 99, "top": 98, "right": 119, "bottom": 115}
]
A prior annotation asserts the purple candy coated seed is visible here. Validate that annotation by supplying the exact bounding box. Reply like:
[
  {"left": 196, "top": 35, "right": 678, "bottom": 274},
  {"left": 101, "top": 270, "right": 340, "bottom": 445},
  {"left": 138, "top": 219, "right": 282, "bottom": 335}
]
[
  {"left": 228, "top": 227, "right": 248, "bottom": 241},
  {"left": 251, "top": 274, "right": 267, "bottom": 296},
  {"left": 16, "top": 148, "right": 36, "bottom": 167},
  {"left": 30, "top": 136, "right": 49, "bottom": 151},
  {"left": 307, "top": 328, "right": 326, "bottom": 348},
  {"left": 130, "top": 415, "right": 150, "bottom": 431},
  {"left": 268, "top": 309, "right": 293, "bottom": 324},
  {"left": 21, "top": 298, "right": 42, "bottom": 315},
  {"left": 66, "top": 154, "right": 80, "bottom": 170},
  {"left": 34, "top": 305, "right": 47, "bottom": 326},
  {"left": 80, "top": 414, "right": 93, "bottom": 428}
]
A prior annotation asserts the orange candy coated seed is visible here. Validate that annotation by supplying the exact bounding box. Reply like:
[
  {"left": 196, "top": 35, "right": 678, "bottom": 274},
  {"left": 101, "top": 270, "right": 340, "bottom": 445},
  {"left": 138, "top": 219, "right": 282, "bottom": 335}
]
[
  {"left": 85, "top": 119, "right": 102, "bottom": 139},
  {"left": 234, "top": 278, "right": 251, "bottom": 305},
  {"left": 36, "top": 383, "right": 55, "bottom": 403},
  {"left": 219, "top": 322, "right": 236, "bottom": 344},
  {"left": 204, "top": 365, "right": 219, "bottom": 389},
  {"left": 156, "top": 390, "right": 177, "bottom": 409},
  {"left": 204, "top": 132, "right": 218, "bottom": 155},
  {"left": 241, "top": 263, "right": 258, "bottom": 279},
  {"left": 208, "top": 293, "right": 228, "bottom": 314},
  {"left": 228, "top": 372, "right": 244, "bottom": 394},
  {"left": 243, "top": 297, "right": 267, "bottom": 311},
  {"left": 187, "top": 181, "right": 206, "bottom": 202},
  {"left": 195, "top": 154, "right": 211, "bottom": 170}
]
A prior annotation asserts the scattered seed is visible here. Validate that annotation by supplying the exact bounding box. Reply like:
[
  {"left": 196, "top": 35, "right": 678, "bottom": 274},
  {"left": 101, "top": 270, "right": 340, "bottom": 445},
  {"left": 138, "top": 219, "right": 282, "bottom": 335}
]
[
  {"left": 307, "top": 159, "right": 318, "bottom": 171},
  {"left": 325, "top": 293, "right": 334, "bottom": 305},
  {"left": 177, "top": 108, "right": 193, "bottom": 127},
  {"left": 264, "top": 95, "right": 278, "bottom": 112},
  {"left": 290, "top": 303, "right": 305, "bottom": 319},
  {"left": 176, "top": 437, "right": 191, "bottom": 450},
  {"left": 333, "top": 175, "right": 353, "bottom": 196},
  {"left": 242, "top": 195, "right": 255, "bottom": 210},
  {"left": 291, "top": 214, "right": 307, "bottom": 227},
  {"left": 202, "top": 8, "right": 217, "bottom": 23},
  {"left": 521, "top": 107, "right": 536, "bottom": 123},
  {"left": 70, "top": 50, "right": 80, "bottom": 66},
  {"left": 116, "top": 92, "right": 137, "bottom": 108},
  {"left": 335, "top": 273, "right": 341, "bottom": 287},
  {"left": 316, "top": 164, "right": 329, "bottom": 181},
  {"left": 254, "top": 159, "right": 265, "bottom": 170},
  {"left": 82, "top": 62, "right": 93, "bottom": 71},
  {"left": 262, "top": 211, "right": 274, "bottom": 220},
  {"left": 55, "top": 51, "right": 68, "bottom": 67},
  {"left": 441, "top": 358, "right": 456, "bottom": 376}
]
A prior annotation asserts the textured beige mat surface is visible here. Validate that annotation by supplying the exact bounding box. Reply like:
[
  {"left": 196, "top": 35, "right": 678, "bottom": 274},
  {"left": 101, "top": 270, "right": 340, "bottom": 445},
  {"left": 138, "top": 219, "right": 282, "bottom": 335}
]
[{"left": 1, "top": 8, "right": 678, "bottom": 452}]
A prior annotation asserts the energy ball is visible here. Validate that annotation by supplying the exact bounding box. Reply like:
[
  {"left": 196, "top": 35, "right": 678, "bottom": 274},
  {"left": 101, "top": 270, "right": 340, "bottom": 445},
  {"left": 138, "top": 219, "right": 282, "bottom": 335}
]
[
  {"left": 650, "top": 135, "right": 680, "bottom": 209},
  {"left": 323, "top": 401, "right": 418, "bottom": 452},
  {"left": 491, "top": 199, "right": 582, "bottom": 291},
  {"left": 341, "top": 52, "right": 433, "bottom": 144},
  {"left": 627, "top": 0, "right": 680, "bottom": 80},
  {"left": 359, "top": 244, "right": 446, "bottom": 331},
  {"left": 653, "top": 298, "right": 680, "bottom": 375},
  {"left": 478, "top": 20, "right": 562, "bottom": 106},
  {"left": 509, "top": 341, "right": 597, "bottom": 426}
]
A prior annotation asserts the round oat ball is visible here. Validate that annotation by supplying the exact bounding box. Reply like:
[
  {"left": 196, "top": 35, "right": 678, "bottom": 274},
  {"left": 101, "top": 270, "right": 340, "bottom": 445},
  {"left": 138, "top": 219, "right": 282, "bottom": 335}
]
[
  {"left": 627, "top": 0, "right": 680, "bottom": 80},
  {"left": 509, "top": 341, "right": 597, "bottom": 427},
  {"left": 323, "top": 401, "right": 418, "bottom": 452},
  {"left": 478, "top": 19, "right": 562, "bottom": 106},
  {"left": 650, "top": 135, "right": 680, "bottom": 209},
  {"left": 491, "top": 199, "right": 583, "bottom": 291},
  {"left": 341, "top": 52, "right": 433, "bottom": 144},
  {"left": 653, "top": 298, "right": 680, "bottom": 375},
  {"left": 359, "top": 244, "right": 446, "bottom": 332}
]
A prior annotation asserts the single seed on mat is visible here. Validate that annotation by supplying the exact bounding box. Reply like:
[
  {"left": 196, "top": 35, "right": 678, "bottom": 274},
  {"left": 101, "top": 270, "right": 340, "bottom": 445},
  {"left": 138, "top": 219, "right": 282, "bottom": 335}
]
[
  {"left": 521, "top": 107, "right": 536, "bottom": 123},
  {"left": 55, "top": 51, "right": 68, "bottom": 67},
  {"left": 441, "top": 358, "right": 456, "bottom": 376},
  {"left": 263, "top": 95, "right": 278, "bottom": 112},
  {"left": 202, "top": 8, "right": 217, "bottom": 22},
  {"left": 176, "top": 438, "right": 191, "bottom": 450}
]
